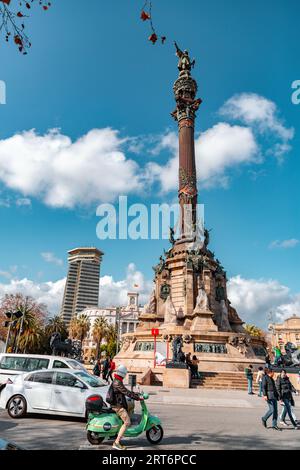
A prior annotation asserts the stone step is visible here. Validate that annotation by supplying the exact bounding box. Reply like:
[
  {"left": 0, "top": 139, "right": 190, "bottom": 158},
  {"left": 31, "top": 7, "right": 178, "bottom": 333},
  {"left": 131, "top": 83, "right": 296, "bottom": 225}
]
[{"left": 190, "top": 371, "right": 260, "bottom": 390}]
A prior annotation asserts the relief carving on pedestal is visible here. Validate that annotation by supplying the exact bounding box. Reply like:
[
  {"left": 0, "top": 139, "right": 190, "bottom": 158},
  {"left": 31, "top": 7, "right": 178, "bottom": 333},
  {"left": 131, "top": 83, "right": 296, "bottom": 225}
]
[{"left": 228, "top": 335, "right": 251, "bottom": 355}]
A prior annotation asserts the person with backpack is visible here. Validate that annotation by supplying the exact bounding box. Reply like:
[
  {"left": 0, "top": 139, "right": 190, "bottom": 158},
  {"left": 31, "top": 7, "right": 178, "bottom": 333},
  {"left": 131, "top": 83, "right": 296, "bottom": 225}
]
[
  {"left": 245, "top": 364, "right": 254, "bottom": 395},
  {"left": 106, "top": 364, "right": 142, "bottom": 451}
]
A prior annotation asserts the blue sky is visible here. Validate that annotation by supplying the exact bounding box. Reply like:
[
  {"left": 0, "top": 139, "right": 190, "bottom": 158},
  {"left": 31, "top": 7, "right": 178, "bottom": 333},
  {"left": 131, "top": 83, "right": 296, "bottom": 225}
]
[{"left": 0, "top": 0, "right": 299, "bottom": 326}]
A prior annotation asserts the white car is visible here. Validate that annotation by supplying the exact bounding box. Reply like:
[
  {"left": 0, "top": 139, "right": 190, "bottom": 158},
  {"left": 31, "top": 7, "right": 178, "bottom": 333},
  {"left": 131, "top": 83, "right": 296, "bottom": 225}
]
[
  {"left": 0, "top": 354, "right": 87, "bottom": 387},
  {"left": 0, "top": 368, "right": 109, "bottom": 419}
]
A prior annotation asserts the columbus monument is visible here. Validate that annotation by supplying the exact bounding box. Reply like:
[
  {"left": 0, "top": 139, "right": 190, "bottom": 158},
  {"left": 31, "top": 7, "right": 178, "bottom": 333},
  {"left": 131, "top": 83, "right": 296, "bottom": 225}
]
[{"left": 115, "top": 44, "right": 265, "bottom": 386}]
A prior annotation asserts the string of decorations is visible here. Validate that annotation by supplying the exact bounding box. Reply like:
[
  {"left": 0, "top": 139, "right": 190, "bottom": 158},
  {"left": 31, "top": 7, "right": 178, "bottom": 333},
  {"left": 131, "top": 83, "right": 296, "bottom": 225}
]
[
  {"left": 0, "top": 0, "right": 51, "bottom": 54},
  {"left": 140, "top": 0, "right": 166, "bottom": 45}
]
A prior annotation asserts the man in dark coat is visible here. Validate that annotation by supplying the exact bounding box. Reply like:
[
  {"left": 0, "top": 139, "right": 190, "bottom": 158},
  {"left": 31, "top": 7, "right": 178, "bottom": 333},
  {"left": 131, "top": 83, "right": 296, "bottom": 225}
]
[
  {"left": 276, "top": 369, "right": 298, "bottom": 428},
  {"left": 261, "top": 368, "right": 281, "bottom": 430}
]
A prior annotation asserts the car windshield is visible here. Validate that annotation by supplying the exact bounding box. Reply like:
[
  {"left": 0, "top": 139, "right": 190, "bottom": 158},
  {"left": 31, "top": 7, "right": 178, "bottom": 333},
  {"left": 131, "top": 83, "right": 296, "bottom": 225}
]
[
  {"left": 73, "top": 371, "right": 106, "bottom": 388},
  {"left": 65, "top": 360, "right": 86, "bottom": 371}
]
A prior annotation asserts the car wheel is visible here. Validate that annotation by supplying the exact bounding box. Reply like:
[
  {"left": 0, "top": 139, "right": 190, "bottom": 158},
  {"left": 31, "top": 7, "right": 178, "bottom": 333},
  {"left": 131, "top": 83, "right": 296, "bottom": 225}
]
[
  {"left": 87, "top": 431, "right": 105, "bottom": 445},
  {"left": 7, "top": 395, "right": 27, "bottom": 419},
  {"left": 146, "top": 425, "right": 164, "bottom": 445}
]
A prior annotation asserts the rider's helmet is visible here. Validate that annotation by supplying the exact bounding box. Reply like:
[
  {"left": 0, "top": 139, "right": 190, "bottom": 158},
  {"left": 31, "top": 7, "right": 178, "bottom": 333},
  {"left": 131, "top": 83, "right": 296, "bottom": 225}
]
[{"left": 115, "top": 364, "right": 128, "bottom": 378}]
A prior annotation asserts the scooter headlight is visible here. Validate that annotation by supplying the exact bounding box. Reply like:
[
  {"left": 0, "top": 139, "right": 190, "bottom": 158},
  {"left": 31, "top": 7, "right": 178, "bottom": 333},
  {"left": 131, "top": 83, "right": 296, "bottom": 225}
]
[{"left": 103, "top": 422, "right": 112, "bottom": 431}]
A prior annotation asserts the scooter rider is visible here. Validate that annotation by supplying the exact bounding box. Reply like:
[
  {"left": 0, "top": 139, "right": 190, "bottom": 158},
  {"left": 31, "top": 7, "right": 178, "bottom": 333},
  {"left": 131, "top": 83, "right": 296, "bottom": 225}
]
[{"left": 110, "top": 365, "right": 143, "bottom": 451}]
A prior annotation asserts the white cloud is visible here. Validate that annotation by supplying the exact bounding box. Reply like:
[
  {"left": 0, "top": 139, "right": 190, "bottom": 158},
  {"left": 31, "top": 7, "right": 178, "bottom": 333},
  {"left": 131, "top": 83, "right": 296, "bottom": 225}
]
[
  {"left": 0, "top": 270, "right": 13, "bottom": 280},
  {"left": 16, "top": 197, "right": 31, "bottom": 207},
  {"left": 0, "top": 198, "right": 10, "bottom": 208},
  {"left": 220, "top": 93, "right": 294, "bottom": 159},
  {"left": 0, "top": 277, "right": 66, "bottom": 315},
  {"left": 269, "top": 239, "right": 299, "bottom": 249},
  {"left": 0, "top": 128, "right": 142, "bottom": 208},
  {"left": 148, "top": 123, "right": 258, "bottom": 191},
  {"left": 0, "top": 264, "right": 153, "bottom": 317},
  {"left": 41, "top": 252, "right": 64, "bottom": 267},
  {"left": 99, "top": 263, "right": 153, "bottom": 307},
  {"left": 227, "top": 275, "right": 300, "bottom": 327}
]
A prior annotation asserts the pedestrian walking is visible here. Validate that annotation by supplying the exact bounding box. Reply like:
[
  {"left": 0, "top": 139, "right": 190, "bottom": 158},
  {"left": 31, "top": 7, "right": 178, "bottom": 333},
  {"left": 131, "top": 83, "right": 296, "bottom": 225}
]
[
  {"left": 265, "top": 350, "right": 271, "bottom": 368},
  {"left": 191, "top": 355, "right": 200, "bottom": 379},
  {"left": 93, "top": 359, "right": 101, "bottom": 377},
  {"left": 102, "top": 356, "right": 110, "bottom": 381},
  {"left": 107, "top": 357, "right": 116, "bottom": 383},
  {"left": 261, "top": 368, "right": 281, "bottom": 430},
  {"left": 276, "top": 370, "right": 299, "bottom": 429},
  {"left": 256, "top": 367, "right": 265, "bottom": 397},
  {"left": 245, "top": 364, "right": 254, "bottom": 394}
]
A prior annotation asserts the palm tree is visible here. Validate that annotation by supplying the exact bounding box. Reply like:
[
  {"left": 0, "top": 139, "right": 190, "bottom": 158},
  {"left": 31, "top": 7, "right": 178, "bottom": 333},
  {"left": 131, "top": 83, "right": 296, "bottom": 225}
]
[
  {"left": 105, "top": 323, "right": 117, "bottom": 344},
  {"left": 45, "top": 315, "right": 68, "bottom": 339},
  {"left": 18, "top": 326, "right": 44, "bottom": 353},
  {"left": 92, "top": 317, "right": 109, "bottom": 359},
  {"left": 69, "top": 314, "right": 90, "bottom": 343},
  {"left": 14, "top": 308, "right": 43, "bottom": 353},
  {"left": 104, "top": 323, "right": 117, "bottom": 357},
  {"left": 245, "top": 324, "right": 264, "bottom": 338}
]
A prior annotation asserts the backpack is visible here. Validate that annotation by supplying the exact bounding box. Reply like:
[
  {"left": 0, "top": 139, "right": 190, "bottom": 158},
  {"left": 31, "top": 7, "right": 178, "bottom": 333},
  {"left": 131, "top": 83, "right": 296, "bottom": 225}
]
[{"left": 106, "top": 384, "right": 116, "bottom": 405}]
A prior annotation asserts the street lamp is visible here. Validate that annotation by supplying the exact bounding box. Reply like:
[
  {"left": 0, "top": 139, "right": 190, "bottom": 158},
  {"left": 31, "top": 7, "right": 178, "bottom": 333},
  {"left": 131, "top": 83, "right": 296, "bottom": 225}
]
[
  {"left": 115, "top": 307, "right": 121, "bottom": 353},
  {"left": 4, "top": 310, "right": 24, "bottom": 353}
]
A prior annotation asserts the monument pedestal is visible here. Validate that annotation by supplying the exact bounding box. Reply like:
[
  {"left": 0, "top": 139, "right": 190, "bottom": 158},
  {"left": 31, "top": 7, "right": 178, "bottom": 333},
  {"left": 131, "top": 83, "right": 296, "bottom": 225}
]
[
  {"left": 189, "top": 310, "right": 218, "bottom": 332},
  {"left": 163, "top": 367, "right": 191, "bottom": 389}
]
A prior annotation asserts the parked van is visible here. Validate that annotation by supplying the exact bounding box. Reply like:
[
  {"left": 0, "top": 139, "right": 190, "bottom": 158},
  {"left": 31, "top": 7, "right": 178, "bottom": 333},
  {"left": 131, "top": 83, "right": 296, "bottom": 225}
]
[{"left": 0, "top": 354, "right": 87, "bottom": 387}]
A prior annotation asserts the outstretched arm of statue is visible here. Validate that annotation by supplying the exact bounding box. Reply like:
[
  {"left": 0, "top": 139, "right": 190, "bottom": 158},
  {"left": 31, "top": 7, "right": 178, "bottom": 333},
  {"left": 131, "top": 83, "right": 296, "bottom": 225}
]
[{"left": 174, "top": 41, "right": 183, "bottom": 57}]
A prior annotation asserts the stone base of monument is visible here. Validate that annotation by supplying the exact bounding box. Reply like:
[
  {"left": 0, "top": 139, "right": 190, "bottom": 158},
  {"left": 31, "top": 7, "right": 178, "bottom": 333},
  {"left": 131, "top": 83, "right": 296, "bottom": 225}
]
[
  {"left": 163, "top": 367, "right": 191, "bottom": 388},
  {"left": 115, "top": 326, "right": 266, "bottom": 388}
]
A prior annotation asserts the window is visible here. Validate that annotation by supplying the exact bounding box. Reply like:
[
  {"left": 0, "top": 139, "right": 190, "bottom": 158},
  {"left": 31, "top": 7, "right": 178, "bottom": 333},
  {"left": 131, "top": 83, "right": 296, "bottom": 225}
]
[
  {"left": 129, "top": 323, "right": 135, "bottom": 333},
  {"left": 0, "top": 356, "right": 49, "bottom": 372},
  {"left": 26, "top": 358, "right": 49, "bottom": 372},
  {"left": 55, "top": 372, "right": 78, "bottom": 387},
  {"left": 74, "top": 371, "right": 106, "bottom": 388},
  {"left": 28, "top": 372, "right": 54, "bottom": 384},
  {"left": 53, "top": 360, "right": 68, "bottom": 369},
  {"left": 0, "top": 356, "right": 27, "bottom": 371},
  {"left": 66, "top": 360, "right": 85, "bottom": 371}
]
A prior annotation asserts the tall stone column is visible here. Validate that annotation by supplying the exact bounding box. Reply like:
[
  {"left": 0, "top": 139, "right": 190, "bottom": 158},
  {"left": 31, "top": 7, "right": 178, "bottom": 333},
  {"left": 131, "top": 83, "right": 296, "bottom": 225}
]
[{"left": 172, "top": 44, "right": 202, "bottom": 240}]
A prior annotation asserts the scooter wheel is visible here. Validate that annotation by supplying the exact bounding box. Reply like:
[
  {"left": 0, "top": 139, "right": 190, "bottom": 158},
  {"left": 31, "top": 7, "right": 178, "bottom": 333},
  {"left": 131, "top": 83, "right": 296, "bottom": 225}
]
[
  {"left": 87, "top": 431, "right": 105, "bottom": 445},
  {"left": 146, "top": 425, "right": 164, "bottom": 445}
]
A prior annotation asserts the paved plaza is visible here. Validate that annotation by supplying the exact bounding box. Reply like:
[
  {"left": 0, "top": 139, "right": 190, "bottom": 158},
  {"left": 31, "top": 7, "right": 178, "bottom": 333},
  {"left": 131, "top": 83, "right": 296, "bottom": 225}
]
[{"left": 1, "top": 389, "right": 299, "bottom": 450}]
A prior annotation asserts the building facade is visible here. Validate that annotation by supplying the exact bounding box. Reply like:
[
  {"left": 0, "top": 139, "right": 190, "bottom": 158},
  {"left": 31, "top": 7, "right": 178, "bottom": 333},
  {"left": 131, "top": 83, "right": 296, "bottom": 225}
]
[
  {"left": 60, "top": 247, "right": 103, "bottom": 326},
  {"left": 81, "top": 293, "right": 141, "bottom": 361},
  {"left": 269, "top": 315, "right": 300, "bottom": 351}
]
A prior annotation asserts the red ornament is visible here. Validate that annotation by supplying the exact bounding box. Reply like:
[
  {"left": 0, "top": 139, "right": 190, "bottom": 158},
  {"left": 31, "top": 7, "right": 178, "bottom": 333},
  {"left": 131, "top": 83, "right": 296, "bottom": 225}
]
[
  {"left": 140, "top": 10, "right": 151, "bottom": 21},
  {"left": 0, "top": 0, "right": 11, "bottom": 5},
  {"left": 17, "top": 12, "right": 24, "bottom": 17},
  {"left": 149, "top": 33, "right": 158, "bottom": 44}
]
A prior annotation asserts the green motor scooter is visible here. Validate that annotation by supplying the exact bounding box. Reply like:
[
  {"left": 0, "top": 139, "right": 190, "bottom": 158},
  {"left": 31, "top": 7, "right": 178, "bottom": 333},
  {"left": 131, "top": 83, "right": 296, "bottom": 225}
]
[{"left": 86, "top": 393, "right": 163, "bottom": 446}]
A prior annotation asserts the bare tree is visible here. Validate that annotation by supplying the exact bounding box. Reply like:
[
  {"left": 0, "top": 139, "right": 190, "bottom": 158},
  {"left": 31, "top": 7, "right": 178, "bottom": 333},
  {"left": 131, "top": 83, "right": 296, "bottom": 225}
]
[{"left": 0, "top": 0, "right": 52, "bottom": 54}]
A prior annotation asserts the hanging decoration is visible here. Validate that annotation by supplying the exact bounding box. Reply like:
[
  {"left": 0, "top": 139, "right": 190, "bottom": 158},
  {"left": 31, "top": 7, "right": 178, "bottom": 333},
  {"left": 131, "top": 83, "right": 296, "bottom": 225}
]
[
  {"left": 0, "top": 0, "right": 52, "bottom": 54},
  {"left": 140, "top": 1, "right": 166, "bottom": 46}
]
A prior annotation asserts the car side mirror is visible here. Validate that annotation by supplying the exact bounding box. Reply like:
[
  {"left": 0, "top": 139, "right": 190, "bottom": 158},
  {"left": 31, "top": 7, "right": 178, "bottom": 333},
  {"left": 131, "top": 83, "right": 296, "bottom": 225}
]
[{"left": 75, "top": 380, "right": 87, "bottom": 390}]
